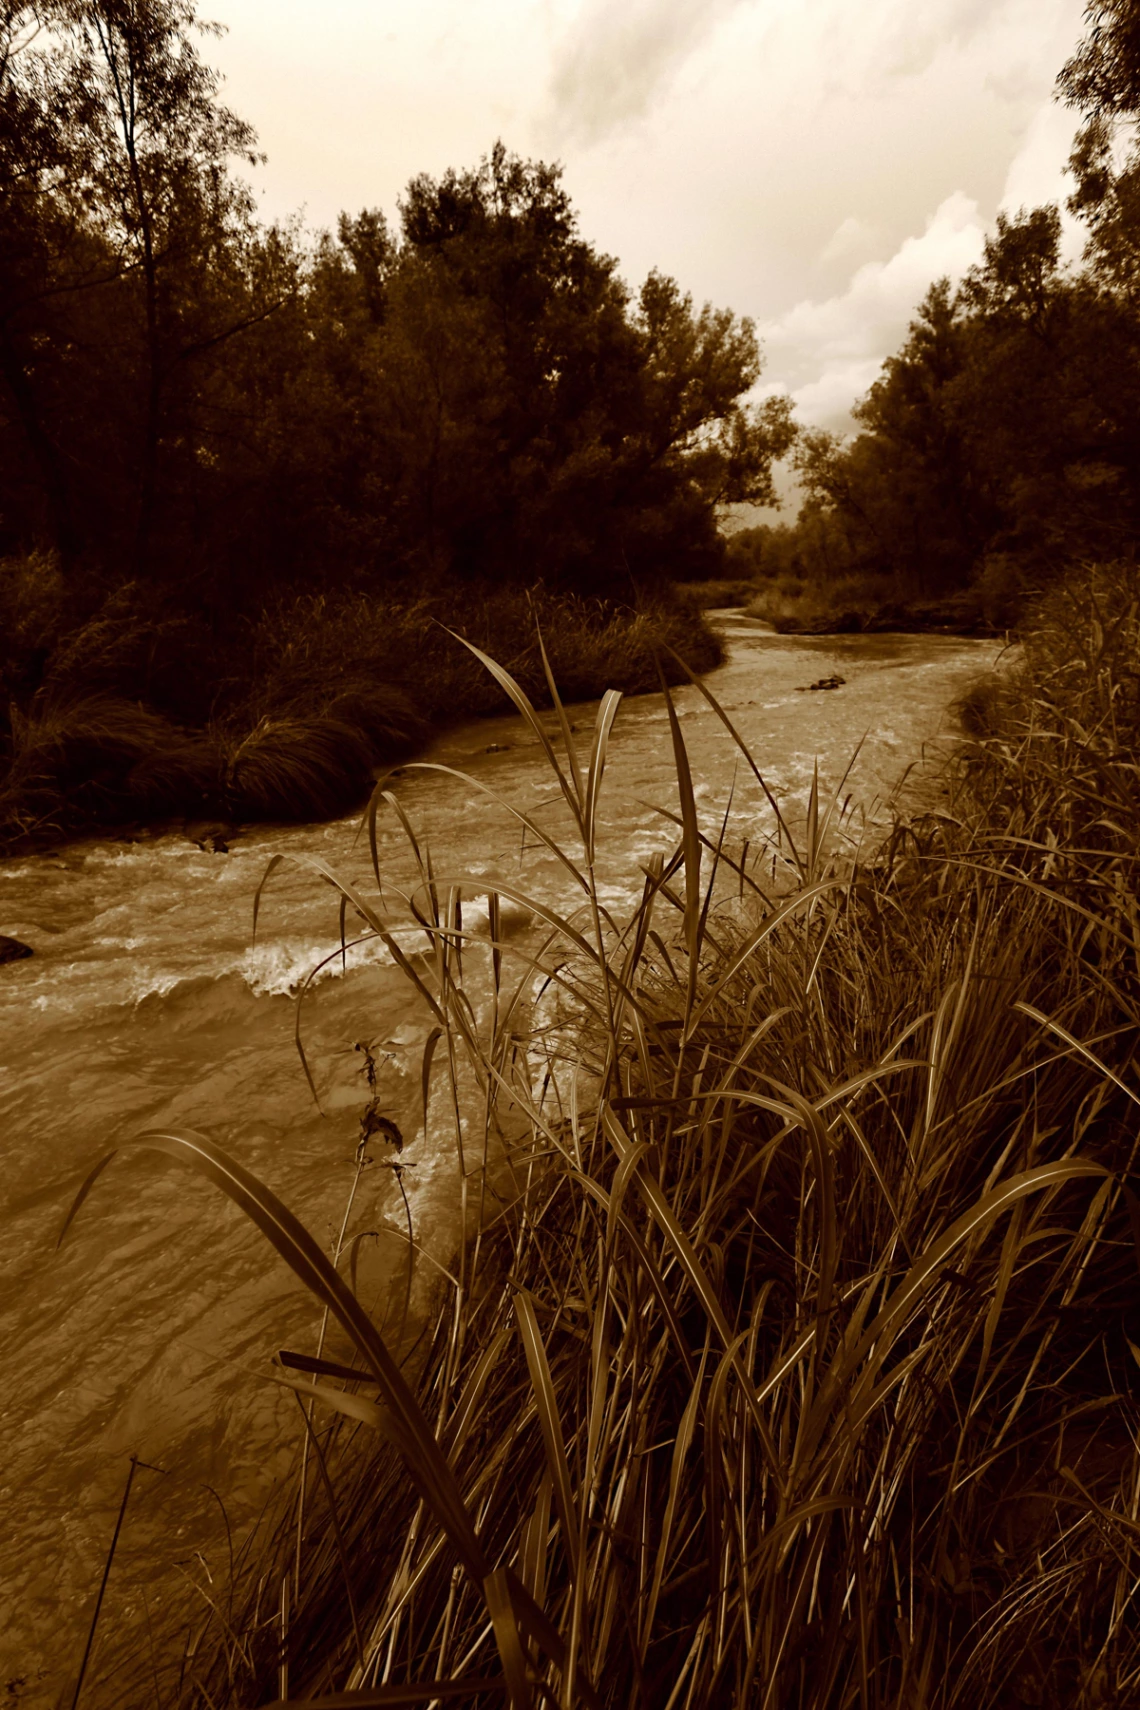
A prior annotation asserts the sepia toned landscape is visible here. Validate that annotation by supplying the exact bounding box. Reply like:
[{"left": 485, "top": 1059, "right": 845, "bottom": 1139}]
[{"left": 4, "top": 2, "right": 1140, "bottom": 1705}]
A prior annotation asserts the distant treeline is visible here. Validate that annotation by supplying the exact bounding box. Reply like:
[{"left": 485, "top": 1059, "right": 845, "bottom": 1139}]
[{"left": 729, "top": 1, "right": 1140, "bottom": 625}]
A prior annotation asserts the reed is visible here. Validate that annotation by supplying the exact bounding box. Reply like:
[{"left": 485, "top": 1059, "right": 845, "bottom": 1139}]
[{"left": 65, "top": 564, "right": 1140, "bottom": 1707}]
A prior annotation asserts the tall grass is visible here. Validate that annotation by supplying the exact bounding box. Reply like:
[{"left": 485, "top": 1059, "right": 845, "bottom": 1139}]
[
  {"left": 0, "top": 580, "right": 720, "bottom": 848},
  {"left": 64, "top": 564, "right": 1140, "bottom": 1707}
]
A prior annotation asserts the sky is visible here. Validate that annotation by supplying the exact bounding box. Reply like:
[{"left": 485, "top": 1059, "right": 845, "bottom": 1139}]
[{"left": 206, "top": 0, "right": 1090, "bottom": 444}]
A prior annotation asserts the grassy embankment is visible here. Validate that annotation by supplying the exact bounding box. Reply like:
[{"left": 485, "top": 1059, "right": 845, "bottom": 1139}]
[
  {"left": 0, "top": 567, "right": 721, "bottom": 850},
  {"left": 743, "top": 570, "right": 996, "bottom": 636},
  {"left": 71, "top": 562, "right": 1140, "bottom": 1707},
  {"left": 674, "top": 568, "right": 998, "bottom": 634}
]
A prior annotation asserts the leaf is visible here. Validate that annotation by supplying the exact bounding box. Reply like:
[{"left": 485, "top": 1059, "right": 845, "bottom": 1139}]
[
  {"left": 421, "top": 1026, "right": 443, "bottom": 1139},
  {"left": 519, "top": 1474, "right": 553, "bottom": 1608},
  {"left": 659, "top": 673, "right": 702, "bottom": 1012},
  {"left": 583, "top": 689, "right": 623, "bottom": 866},
  {"left": 515, "top": 1290, "right": 579, "bottom": 1580},
  {"left": 57, "top": 1130, "right": 490, "bottom": 1584},
  {"left": 1014, "top": 999, "right": 1140, "bottom": 1108},
  {"left": 278, "top": 1349, "right": 375, "bottom": 1385},
  {"left": 535, "top": 620, "right": 585, "bottom": 810},
  {"left": 483, "top": 1568, "right": 534, "bottom": 1710},
  {"left": 272, "top": 1683, "right": 507, "bottom": 1707}
]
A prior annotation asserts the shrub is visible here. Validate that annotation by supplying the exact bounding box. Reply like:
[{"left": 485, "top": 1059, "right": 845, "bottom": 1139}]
[
  {"left": 748, "top": 571, "right": 991, "bottom": 634},
  {"left": 0, "top": 692, "right": 217, "bottom": 842},
  {"left": 0, "top": 582, "right": 722, "bottom": 847}
]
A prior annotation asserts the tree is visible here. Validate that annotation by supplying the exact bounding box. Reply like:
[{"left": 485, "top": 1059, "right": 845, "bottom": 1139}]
[
  {"left": 1058, "top": 2, "right": 1140, "bottom": 293},
  {"left": 64, "top": 0, "right": 264, "bottom": 569},
  {"left": 0, "top": 4, "right": 101, "bottom": 559},
  {"left": 242, "top": 145, "right": 794, "bottom": 594},
  {"left": 1058, "top": 0, "right": 1140, "bottom": 121},
  {"left": 0, "top": 1, "right": 281, "bottom": 579}
]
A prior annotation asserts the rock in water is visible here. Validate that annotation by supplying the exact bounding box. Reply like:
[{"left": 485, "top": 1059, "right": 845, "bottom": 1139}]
[
  {"left": 184, "top": 820, "right": 237, "bottom": 853},
  {"left": 0, "top": 935, "right": 32, "bottom": 964}
]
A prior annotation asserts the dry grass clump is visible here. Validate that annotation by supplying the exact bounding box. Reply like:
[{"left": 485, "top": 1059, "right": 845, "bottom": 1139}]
[
  {"left": 63, "top": 566, "right": 1140, "bottom": 1707},
  {"left": 0, "top": 579, "right": 719, "bottom": 847},
  {"left": 0, "top": 692, "right": 217, "bottom": 842}
]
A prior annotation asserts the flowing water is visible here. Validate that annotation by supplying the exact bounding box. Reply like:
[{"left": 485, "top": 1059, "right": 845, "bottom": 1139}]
[{"left": 0, "top": 617, "right": 1001, "bottom": 1703}]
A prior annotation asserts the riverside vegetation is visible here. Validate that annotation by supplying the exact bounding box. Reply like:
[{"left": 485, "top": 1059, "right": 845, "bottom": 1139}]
[
  {"left": 14, "top": 0, "right": 1140, "bottom": 850},
  {"left": 62, "top": 559, "right": 1140, "bottom": 1708},
  {"left": 0, "top": 3, "right": 790, "bottom": 850},
  {"left": 0, "top": 574, "right": 721, "bottom": 845}
]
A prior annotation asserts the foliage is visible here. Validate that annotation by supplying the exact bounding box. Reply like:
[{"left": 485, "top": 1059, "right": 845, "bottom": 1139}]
[
  {"left": 58, "top": 564, "right": 1140, "bottom": 1707},
  {"left": 0, "top": 21, "right": 789, "bottom": 602},
  {"left": 768, "top": 202, "right": 1140, "bottom": 610},
  {"left": 0, "top": 577, "right": 721, "bottom": 845}
]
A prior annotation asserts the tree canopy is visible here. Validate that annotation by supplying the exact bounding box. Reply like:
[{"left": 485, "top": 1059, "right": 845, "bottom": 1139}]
[{"left": 0, "top": 22, "right": 791, "bottom": 606}]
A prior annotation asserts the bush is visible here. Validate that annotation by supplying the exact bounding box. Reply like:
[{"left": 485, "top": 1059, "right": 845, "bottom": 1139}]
[
  {"left": 747, "top": 570, "right": 993, "bottom": 634},
  {"left": 0, "top": 692, "right": 217, "bottom": 842},
  {"left": 0, "top": 581, "right": 722, "bottom": 846},
  {"left": 672, "top": 577, "right": 761, "bottom": 609}
]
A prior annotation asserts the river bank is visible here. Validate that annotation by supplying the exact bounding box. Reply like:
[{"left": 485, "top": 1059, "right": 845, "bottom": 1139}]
[
  {"left": 0, "top": 583, "right": 722, "bottom": 856},
  {"left": 179, "top": 565, "right": 1140, "bottom": 1709},
  {"left": 1, "top": 618, "right": 1000, "bottom": 1703}
]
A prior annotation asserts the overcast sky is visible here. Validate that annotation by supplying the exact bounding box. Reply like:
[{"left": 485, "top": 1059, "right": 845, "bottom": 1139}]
[{"left": 208, "top": 0, "right": 1089, "bottom": 438}]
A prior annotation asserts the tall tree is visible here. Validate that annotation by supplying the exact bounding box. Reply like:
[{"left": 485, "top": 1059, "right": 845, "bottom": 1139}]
[
  {"left": 0, "top": 1, "right": 277, "bottom": 576},
  {"left": 66, "top": 0, "right": 262, "bottom": 569},
  {"left": 0, "top": 4, "right": 99, "bottom": 559}
]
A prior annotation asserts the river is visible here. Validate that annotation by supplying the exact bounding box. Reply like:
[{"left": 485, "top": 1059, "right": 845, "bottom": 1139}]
[{"left": 0, "top": 616, "right": 1001, "bottom": 1704}]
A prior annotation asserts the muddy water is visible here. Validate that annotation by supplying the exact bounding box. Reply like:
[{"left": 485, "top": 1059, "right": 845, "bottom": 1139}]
[{"left": 0, "top": 618, "right": 1000, "bottom": 1702}]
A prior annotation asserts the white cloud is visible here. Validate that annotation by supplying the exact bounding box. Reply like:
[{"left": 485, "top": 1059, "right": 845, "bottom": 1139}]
[
  {"left": 819, "top": 216, "right": 880, "bottom": 267},
  {"left": 544, "top": 0, "right": 745, "bottom": 146},
  {"left": 764, "top": 192, "right": 987, "bottom": 428}
]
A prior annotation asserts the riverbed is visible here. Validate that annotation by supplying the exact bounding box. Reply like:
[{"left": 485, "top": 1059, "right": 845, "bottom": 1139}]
[{"left": 0, "top": 617, "right": 1001, "bottom": 1702}]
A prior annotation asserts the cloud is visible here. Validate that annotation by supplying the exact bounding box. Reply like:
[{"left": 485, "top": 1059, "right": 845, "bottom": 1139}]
[
  {"left": 543, "top": 0, "right": 1025, "bottom": 149},
  {"left": 819, "top": 216, "right": 881, "bottom": 267},
  {"left": 762, "top": 191, "right": 988, "bottom": 428},
  {"left": 872, "top": 0, "right": 1007, "bottom": 82},
  {"left": 544, "top": 0, "right": 745, "bottom": 146},
  {"left": 999, "top": 98, "right": 1085, "bottom": 262}
]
